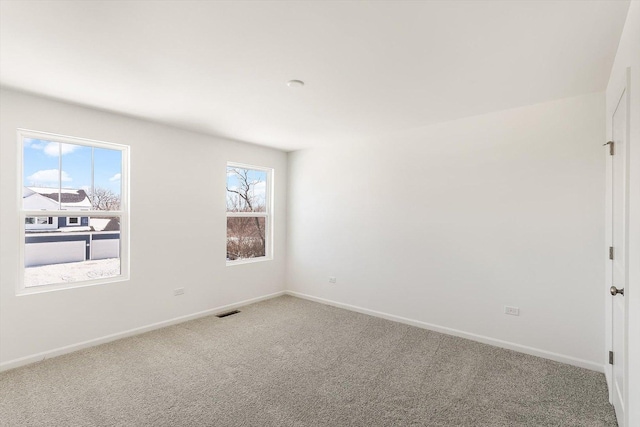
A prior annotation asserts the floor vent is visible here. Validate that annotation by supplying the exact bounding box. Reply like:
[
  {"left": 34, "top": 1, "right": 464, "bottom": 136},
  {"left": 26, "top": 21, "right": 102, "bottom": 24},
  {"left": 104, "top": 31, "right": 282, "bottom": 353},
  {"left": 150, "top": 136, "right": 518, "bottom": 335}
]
[{"left": 216, "top": 310, "right": 240, "bottom": 318}]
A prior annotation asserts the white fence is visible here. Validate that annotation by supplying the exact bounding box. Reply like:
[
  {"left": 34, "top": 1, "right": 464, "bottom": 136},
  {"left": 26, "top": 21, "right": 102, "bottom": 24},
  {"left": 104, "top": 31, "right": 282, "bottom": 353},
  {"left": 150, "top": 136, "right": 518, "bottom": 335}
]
[
  {"left": 91, "top": 239, "right": 120, "bottom": 260},
  {"left": 24, "top": 232, "right": 120, "bottom": 267},
  {"left": 25, "top": 241, "right": 85, "bottom": 268}
]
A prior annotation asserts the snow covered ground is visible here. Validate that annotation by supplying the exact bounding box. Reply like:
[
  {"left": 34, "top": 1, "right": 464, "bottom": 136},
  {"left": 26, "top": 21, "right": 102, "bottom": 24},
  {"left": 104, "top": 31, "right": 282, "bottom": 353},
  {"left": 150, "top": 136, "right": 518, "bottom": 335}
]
[{"left": 24, "top": 258, "right": 120, "bottom": 288}]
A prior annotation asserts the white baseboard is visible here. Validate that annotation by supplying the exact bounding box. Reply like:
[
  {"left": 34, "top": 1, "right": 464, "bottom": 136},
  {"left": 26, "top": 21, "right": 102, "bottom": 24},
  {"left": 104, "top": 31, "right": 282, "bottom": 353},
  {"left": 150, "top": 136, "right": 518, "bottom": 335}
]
[
  {"left": 285, "top": 290, "right": 603, "bottom": 373},
  {"left": 0, "top": 290, "right": 285, "bottom": 373}
]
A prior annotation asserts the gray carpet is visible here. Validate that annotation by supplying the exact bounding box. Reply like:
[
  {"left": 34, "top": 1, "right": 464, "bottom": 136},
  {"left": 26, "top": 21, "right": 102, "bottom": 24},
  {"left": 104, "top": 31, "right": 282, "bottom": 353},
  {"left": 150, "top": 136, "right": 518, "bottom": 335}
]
[{"left": 0, "top": 295, "right": 617, "bottom": 426}]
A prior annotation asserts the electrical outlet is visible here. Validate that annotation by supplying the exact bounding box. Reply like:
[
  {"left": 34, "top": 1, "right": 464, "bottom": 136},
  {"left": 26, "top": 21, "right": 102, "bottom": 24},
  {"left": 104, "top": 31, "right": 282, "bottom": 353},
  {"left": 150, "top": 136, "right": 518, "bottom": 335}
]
[
  {"left": 328, "top": 277, "right": 337, "bottom": 284},
  {"left": 504, "top": 306, "right": 519, "bottom": 316},
  {"left": 174, "top": 288, "right": 185, "bottom": 296}
]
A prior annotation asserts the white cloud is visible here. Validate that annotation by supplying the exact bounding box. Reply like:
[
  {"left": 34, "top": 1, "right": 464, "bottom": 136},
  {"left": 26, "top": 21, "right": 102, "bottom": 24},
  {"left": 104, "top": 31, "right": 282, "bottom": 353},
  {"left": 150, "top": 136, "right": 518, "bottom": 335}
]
[
  {"left": 27, "top": 169, "right": 72, "bottom": 184},
  {"left": 252, "top": 181, "right": 266, "bottom": 198},
  {"left": 109, "top": 173, "right": 121, "bottom": 182},
  {"left": 60, "top": 143, "right": 79, "bottom": 155},
  {"left": 23, "top": 138, "right": 44, "bottom": 149},
  {"left": 44, "top": 143, "right": 78, "bottom": 156},
  {"left": 26, "top": 140, "right": 79, "bottom": 157},
  {"left": 43, "top": 143, "right": 60, "bottom": 156}
]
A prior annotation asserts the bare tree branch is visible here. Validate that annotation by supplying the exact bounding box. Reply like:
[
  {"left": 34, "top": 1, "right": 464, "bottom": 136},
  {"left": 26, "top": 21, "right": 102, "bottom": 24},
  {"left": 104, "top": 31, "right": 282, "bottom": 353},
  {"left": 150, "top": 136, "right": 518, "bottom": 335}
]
[{"left": 89, "top": 187, "right": 120, "bottom": 211}]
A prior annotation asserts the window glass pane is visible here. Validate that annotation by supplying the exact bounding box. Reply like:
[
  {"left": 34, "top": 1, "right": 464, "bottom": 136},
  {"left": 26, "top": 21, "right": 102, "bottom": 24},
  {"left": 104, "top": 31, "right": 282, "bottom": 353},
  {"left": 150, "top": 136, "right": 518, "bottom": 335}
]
[
  {"left": 93, "top": 148, "right": 122, "bottom": 211},
  {"left": 23, "top": 138, "right": 61, "bottom": 210},
  {"left": 20, "top": 132, "right": 127, "bottom": 290},
  {"left": 227, "top": 217, "right": 266, "bottom": 261},
  {"left": 60, "top": 143, "right": 92, "bottom": 211},
  {"left": 24, "top": 215, "right": 121, "bottom": 287},
  {"left": 226, "top": 167, "right": 267, "bottom": 212}
]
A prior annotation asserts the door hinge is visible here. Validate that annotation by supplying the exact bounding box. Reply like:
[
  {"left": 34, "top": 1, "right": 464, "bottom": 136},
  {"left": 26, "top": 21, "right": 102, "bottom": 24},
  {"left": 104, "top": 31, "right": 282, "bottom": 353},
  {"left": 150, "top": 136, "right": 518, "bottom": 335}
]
[
  {"left": 609, "top": 246, "right": 614, "bottom": 260},
  {"left": 604, "top": 141, "right": 614, "bottom": 155},
  {"left": 609, "top": 351, "right": 614, "bottom": 365}
]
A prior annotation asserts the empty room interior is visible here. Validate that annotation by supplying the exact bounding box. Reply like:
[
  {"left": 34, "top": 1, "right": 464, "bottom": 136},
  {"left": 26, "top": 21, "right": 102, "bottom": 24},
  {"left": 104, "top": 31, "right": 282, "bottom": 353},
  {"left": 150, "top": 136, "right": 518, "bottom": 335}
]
[{"left": 0, "top": 1, "right": 639, "bottom": 426}]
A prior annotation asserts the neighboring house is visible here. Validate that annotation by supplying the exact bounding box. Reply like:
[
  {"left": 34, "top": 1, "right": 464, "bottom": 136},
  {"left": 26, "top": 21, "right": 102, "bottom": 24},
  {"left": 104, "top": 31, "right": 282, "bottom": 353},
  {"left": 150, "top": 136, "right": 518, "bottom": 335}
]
[
  {"left": 23, "top": 187, "right": 91, "bottom": 232},
  {"left": 23, "top": 187, "right": 120, "bottom": 267}
]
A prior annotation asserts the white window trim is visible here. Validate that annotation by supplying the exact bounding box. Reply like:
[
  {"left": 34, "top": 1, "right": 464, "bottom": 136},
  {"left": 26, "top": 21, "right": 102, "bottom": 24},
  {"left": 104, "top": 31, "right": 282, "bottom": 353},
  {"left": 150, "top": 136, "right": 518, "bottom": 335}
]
[
  {"left": 17, "top": 128, "right": 130, "bottom": 295},
  {"left": 226, "top": 162, "right": 273, "bottom": 266}
]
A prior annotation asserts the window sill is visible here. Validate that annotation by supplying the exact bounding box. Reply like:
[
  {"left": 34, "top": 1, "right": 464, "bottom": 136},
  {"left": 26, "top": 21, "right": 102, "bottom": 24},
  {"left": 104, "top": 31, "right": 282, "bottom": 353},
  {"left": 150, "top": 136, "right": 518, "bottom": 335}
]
[
  {"left": 226, "top": 256, "right": 273, "bottom": 267},
  {"left": 16, "top": 275, "right": 129, "bottom": 296}
]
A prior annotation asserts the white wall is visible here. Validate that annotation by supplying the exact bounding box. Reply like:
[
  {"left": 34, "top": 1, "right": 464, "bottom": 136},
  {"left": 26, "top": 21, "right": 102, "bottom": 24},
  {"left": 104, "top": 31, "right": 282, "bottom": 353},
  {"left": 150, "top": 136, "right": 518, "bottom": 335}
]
[
  {"left": 0, "top": 88, "right": 287, "bottom": 368},
  {"left": 287, "top": 92, "right": 605, "bottom": 370},
  {"left": 606, "top": 2, "right": 640, "bottom": 425}
]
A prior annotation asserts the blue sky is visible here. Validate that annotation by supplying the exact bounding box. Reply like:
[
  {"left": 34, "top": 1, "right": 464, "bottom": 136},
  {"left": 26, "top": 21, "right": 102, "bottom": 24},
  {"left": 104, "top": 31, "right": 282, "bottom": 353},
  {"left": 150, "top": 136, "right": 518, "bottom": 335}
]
[{"left": 23, "top": 138, "right": 122, "bottom": 194}]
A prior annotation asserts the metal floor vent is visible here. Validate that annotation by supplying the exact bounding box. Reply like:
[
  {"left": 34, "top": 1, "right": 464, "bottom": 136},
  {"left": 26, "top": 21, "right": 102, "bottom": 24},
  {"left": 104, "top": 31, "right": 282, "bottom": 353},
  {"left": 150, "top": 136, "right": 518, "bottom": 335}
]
[{"left": 216, "top": 310, "right": 240, "bottom": 318}]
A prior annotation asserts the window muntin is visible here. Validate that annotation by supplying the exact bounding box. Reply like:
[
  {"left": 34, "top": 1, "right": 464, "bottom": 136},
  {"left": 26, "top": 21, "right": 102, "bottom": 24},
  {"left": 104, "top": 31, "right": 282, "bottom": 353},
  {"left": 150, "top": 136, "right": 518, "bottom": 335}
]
[
  {"left": 226, "top": 164, "right": 272, "bottom": 264},
  {"left": 19, "top": 129, "right": 129, "bottom": 293}
]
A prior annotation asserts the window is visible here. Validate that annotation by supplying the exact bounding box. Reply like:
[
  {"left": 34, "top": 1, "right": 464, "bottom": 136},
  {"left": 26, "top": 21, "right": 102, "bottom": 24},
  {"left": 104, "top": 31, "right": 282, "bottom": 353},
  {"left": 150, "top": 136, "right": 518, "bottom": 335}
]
[
  {"left": 25, "top": 216, "right": 52, "bottom": 225},
  {"left": 226, "top": 163, "right": 272, "bottom": 264},
  {"left": 19, "top": 129, "right": 129, "bottom": 293}
]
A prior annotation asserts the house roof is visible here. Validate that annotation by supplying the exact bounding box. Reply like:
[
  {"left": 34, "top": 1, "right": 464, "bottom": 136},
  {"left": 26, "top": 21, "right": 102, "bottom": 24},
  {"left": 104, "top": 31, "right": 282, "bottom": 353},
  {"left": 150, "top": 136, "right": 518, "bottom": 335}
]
[
  {"left": 39, "top": 189, "right": 89, "bottom": 204},
  {"left": 89, "top": 218, "right": 120, "bottom": 232},
  {"left": 22, "top": 190, "right": 60, "bottom": 211},
  {"left": 25, "top": 187, "right": 92, "bottom": 208}
]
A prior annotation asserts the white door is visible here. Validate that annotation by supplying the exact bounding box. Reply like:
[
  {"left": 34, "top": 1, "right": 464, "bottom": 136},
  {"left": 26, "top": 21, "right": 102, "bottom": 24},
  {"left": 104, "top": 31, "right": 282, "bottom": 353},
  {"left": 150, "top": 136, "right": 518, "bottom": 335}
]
[{"left": 610, "top": 85, "right": 627, "bottom": 426}]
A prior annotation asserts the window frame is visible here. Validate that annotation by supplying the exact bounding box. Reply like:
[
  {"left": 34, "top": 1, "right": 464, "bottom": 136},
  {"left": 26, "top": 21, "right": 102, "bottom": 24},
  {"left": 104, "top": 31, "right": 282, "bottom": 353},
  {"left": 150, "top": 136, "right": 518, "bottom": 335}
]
[
  {"left": 17, "top": 129, "right": 130, "bottom": 295},
  {"left": 226, "top": 162, "right": 273, "bottom": 266},
  {"left": 66, "top": 216, "right": 80, "bottom": 225}
]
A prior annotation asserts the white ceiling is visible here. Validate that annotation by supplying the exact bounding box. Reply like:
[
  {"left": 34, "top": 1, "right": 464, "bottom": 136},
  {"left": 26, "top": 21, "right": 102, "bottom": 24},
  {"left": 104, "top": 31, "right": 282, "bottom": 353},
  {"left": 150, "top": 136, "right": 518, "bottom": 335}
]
[{"left": 0, "top": 1, "right": 630, "bottom": 151}]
